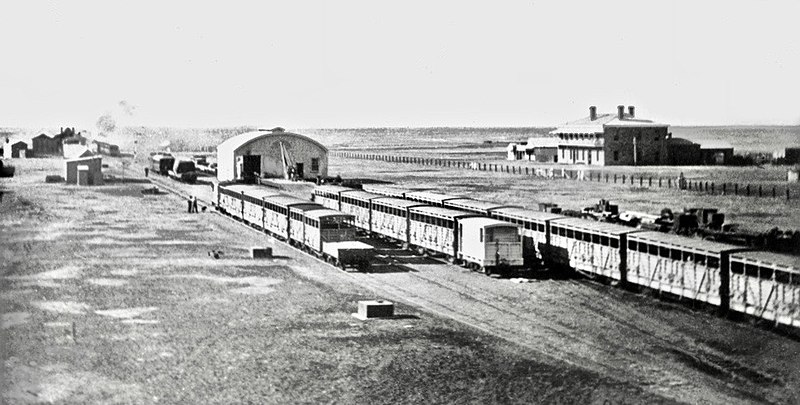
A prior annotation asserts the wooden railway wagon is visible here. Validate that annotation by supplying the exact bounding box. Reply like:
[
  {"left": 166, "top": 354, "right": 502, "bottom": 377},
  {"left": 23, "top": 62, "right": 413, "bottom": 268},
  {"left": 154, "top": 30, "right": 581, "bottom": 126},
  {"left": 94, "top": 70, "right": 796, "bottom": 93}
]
[
  {"left": 217, "top": 184, "right": 280, "bottom": 225},
  {"left": 729, "top": 251, "right": 800, "bottom": 327},
  {"left": 151, "top": 154, "right": 175, "bottom": 175},
  {"left": 289, "top": 203, "right": 326, "bottom": 246},
  {"left": 626, "top": 232, "right": 747, "bottom": 308},
  {"left": 362, "top": 184, "right": 413, "bottom": 198},
  {"left": 408, "top": 206, "right": 480, "bottom": 259},
  {"left": 339, "top": 190, "right": 382, "bottom": 233},
  {"left": 443, "top": 198, "right": 520, "bottom": 216},
  {"left": 169, "top": 159, "right": 198, "bottom": 183},
  {"left": 301, "top": 209, "right": 373, "bottom": 270},
  {"left": 458, "top": 217, "right": 523, "bottom": 272},
  {"left": 261, "top": 195, "right": 318, "bottom": 240},
  {"left": 490, "top": 208, "right": 565, "bottom": 267},
  {"left": 549, "top": 217, "right": 639, "bottom": 281},
  {"left": 370, "top": 197, "right": 426, "bottom": 245},
  {"left": 405, "top": 191, "right": 460, "bottom": 207},
  {"left": 313, "top": 185, "right": 355, "bottom": 210}
]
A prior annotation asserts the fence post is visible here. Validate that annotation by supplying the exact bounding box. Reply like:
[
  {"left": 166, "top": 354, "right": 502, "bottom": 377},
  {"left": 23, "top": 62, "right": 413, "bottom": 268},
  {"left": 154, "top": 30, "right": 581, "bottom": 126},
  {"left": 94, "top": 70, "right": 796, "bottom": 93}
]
[
  {"left": 711, "top": 182, "right": 715, "bottom": 194},
  {"left": 758, "top": 185, "right": 762, "bottom": 197},
  {"left": 639, "top": 176, "right": 643, "bottom": 186},
  {"left": 735, "top": 184, "right": 738, "bottom": 195},
  {"left": 746, "top": 185, "right": 750, "bottom": 196},
  {"left": 658, "top": 178, "right": 661, "bottom": 187},
  {"left": 722, "top": 183, "right": 726, "bottom": 195},
  {"left": 605, "top": 173, "right": 609, "bottom": 182},
  {"left": 614, "top": 174, "right": 618, "bottom": 183},
  {"left": 668, "top": 178, "right": 671, "bottom": 188},
  {"left": 649, "top": 177, "right": 652, "bottom": 187},
  {"left": 772, "top": 186, "right": 776, "bottom": 198},
  {"left": 787, "top": 189, "right": 791, "bottom": 200}
]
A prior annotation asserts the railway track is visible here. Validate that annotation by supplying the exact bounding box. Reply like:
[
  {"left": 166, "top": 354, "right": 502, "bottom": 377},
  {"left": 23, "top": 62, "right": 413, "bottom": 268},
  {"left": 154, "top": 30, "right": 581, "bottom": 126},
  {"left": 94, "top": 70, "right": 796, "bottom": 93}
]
[{"left": 142, "top": 174, "right": 775, "bottom": 404}]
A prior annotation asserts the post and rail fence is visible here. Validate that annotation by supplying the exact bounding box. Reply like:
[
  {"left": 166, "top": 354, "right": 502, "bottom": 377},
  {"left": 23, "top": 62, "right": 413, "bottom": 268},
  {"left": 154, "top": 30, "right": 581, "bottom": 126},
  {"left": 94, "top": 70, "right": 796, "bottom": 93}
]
[{"left": 330, "top": 151, "right": 795, "bottom": 201}]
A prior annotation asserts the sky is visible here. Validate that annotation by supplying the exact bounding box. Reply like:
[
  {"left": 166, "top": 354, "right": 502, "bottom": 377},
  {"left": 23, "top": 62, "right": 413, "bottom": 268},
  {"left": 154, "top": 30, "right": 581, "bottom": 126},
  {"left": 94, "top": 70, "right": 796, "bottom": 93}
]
[{"left": 1, "top": 0, "right": 799, "bottom": 129}]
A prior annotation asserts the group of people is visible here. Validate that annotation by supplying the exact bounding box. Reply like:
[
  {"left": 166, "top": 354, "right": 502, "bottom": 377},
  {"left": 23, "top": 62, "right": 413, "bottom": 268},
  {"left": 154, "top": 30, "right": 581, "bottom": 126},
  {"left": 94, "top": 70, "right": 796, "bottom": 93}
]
[{"left": 187, "top": 196, "right": 200, "bottom": 213}]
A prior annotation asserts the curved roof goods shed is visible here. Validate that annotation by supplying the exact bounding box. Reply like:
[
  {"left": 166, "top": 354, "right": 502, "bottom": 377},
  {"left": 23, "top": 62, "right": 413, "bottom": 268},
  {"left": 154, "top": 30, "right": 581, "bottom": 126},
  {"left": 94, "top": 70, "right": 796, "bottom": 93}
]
[{"left": 217, "top": 128, "right": 328, "bottom": 183}]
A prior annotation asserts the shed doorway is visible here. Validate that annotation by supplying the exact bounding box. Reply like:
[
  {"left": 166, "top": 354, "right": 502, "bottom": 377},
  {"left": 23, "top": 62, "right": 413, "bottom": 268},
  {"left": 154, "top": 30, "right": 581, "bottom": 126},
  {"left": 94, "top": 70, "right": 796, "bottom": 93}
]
[
  {"left": 295, "top": 163, "right": 304, "bottom": 179},
  {"left": 242, "top": 155, "right": 261, "bottom": 183}
]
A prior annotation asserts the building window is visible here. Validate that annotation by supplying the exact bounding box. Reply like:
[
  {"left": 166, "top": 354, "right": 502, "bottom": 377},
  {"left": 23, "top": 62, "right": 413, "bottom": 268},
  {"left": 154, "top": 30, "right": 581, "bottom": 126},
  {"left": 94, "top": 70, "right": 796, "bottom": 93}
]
[
  {"left": 311, "top": 158, "right": 319, "bottom": 172},
  {"left": 614, "top": 131, "right": 619, "bottom": 141},
  {"left": 614, "top": 151, "right": 619, "bottom": 161}
]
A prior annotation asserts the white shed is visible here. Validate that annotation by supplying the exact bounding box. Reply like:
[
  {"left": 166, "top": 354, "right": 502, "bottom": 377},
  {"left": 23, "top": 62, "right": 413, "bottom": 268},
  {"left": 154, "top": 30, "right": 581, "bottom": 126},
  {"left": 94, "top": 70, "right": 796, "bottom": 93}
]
[{"left": 216, "top": 128, "right": 328, "bottom": 182}]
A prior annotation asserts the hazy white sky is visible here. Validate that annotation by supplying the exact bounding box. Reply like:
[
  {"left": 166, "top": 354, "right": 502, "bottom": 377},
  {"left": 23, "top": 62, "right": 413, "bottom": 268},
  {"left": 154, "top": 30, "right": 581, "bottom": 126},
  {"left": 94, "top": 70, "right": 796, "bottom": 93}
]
[{"left": 1, "top": 0, "right": 798, "bottom": 128}]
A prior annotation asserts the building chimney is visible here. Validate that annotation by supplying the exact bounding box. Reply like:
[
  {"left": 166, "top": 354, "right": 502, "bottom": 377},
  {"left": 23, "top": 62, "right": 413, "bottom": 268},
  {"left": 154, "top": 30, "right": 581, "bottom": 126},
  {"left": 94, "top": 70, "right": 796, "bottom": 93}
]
[
  {"left": 628, "top": 106, "right": 635, "bottom": 118},
  {"left": 589, "top": 106, "right": 597, "bottom": 121},
  {"left": 617, "top": 105, "right": 625, "bottom": 120}
]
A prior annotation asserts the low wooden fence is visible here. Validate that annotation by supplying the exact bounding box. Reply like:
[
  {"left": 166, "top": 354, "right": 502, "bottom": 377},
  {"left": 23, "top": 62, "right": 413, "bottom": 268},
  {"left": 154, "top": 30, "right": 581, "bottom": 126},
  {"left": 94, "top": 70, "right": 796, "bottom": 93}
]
[{"left": 330, "top": 151, "right": 795, "bottom": 201}]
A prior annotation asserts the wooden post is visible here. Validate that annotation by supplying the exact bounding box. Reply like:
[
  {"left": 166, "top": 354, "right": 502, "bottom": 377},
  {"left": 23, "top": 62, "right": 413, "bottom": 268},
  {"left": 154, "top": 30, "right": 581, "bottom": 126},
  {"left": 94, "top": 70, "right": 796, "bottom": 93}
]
[
  {"left": 711, "top": 182, "right": 715, "bottom": 194},
  {"left": 758, "top": 185, "right": 762, "bottom": 197},
  {"left": 668, "top": 178, "right": 671, "bottom": 188},
  {"left": 649, "top": 177, "right": 652, "bottom": 187},
  {"left": 614, "top": 174, "right": 617, "bottom": 183},
  {"left": 787, "top": 189, "right": 791, "bottom": 200},
  {"left": 735, "top": 183, "right": 738, "bottom": 195},
  {"left": 746, "top": 185, "right": 750, "bottom": 196},
  {"left": 639, "top": 176, "right": 643, "bottom": 186},
  {"left": 658, "top": 178, "right": 662, "bottom": 187},
  {"left": 722, "top": 183, "right": 726, "bottom": 195},
  {"left": 772, "top": 186, "right": 776, "bottom": 198},
  {"left": 606, "top": 173, "right": 609, "bottom": 183}
]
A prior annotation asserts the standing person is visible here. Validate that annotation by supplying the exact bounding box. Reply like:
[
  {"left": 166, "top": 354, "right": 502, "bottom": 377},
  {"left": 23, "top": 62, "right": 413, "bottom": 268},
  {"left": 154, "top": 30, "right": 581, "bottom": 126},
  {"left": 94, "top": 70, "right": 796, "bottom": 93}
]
[
  {"left": 144, "top": 167, "right": 149, "bottom": 177},
  {"left": 187, "top": 196, "right": 193, "bottom": 213},
  {"left": 192, "top": 196, "right": 198, "bottom": 213}
]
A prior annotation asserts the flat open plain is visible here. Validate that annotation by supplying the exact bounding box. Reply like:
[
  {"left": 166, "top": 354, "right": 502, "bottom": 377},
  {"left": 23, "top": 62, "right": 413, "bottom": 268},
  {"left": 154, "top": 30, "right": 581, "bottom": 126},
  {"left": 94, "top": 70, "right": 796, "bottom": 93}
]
[{"left": 2, "top": 158, "right": 800, "bottom": 404}]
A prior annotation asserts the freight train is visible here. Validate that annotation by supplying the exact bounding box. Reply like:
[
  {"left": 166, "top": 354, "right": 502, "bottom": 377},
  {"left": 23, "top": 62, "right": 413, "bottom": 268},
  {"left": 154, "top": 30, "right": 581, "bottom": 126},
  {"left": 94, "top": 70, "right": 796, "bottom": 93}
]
[
  {"left": 313, "top": 185, "right": 524, "bottom": 274},
  {"left": 215, "top": 183, "right": 374, "bottom": 270},
  {"left": 324, "top": 184, "right": 800, "bottom": 329},
  {"left": 150, "top": 154, "right": 198, "bottom": 183}
]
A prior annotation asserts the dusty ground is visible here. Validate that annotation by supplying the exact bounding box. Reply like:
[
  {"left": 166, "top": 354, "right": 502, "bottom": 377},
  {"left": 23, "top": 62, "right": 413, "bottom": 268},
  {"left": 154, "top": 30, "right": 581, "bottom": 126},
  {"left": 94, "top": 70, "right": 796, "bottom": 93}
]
[{"left": 2, "top": 157, "right": 800, "bottom": 404}]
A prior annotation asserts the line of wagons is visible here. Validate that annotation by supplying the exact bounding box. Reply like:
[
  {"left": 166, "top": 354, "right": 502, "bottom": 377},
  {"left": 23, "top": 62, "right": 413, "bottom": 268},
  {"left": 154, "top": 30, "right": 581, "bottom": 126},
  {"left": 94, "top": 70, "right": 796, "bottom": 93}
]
[
  {"left": 315, "top": 184, "right": 800, "bottom": 330},
  {"left": 151, "top": 153, "right": 198, "bottom": 184}
]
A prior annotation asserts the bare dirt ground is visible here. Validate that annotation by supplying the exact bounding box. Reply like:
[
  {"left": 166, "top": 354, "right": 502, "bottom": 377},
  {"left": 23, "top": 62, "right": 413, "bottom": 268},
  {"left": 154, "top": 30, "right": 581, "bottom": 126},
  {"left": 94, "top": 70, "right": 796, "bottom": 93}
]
[{"left": 2, "top": 157, "right": 800, "bottom": 404}]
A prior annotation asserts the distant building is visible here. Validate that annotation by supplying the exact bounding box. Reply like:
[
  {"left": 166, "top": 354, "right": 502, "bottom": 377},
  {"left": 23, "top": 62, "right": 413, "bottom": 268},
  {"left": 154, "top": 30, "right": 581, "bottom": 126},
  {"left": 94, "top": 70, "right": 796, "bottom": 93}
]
[
  {"left": 31, "top": 134, "right": 61, "bottom": 156},
  {"left": 785, "top": 147, "right": 800, "bottom": 164},
  {"left": 507, "top": 137, "right": 559, "bottom": 162},
  {"left": 216, "top": 127, "right": 328, "bottom": 183},
  {"left": 64, "top": 156, "right": 103, "bottom": 185},
  {"left": 664, "top": 138, "right": 702, "bottom": 165},
  {"left": 550, "top": 105, "right": 670, "bottom": 166},
  {"left": 698, "top": 140, "right": 734, "bottom": 165},
  {"left": 11, "top": 141, "right": 28, "bottom": 158},
  {"left": 92, "top": 140, "right": 120, "bottom": 156}
]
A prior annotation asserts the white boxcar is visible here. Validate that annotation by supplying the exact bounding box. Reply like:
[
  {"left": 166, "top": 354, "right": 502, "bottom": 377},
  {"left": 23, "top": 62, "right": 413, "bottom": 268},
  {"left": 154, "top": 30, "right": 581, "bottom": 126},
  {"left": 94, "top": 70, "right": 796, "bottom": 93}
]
[
  {"left": 491, "top": 207, "right": 565, "bottom": 266},
  {"left": 549, "top": 217, "right": 640, "bottom": 281},
  {"left": 409, "top": 206, "right": 479, "bottom": 258},
  {"left": 313, "top": 185, "right": 356, "bottom": 210},
  {"left": 405, "top": 190, "right": 461, "bottom": 207},
  {"left": 339, "top": 190, "right": 381, "bottom": 233},
  {"left": 458, "top": 217, "right": 523, "bottom": 271},
  {"left": 322, "top": 241, "right": 375, "bottom": 271},
  {"left": 302, "top": 209, "right": 359, "bottom": 252},
  {"left": 443, "top": 198, "right": 520, "bottom": 216},
  {"left": 626, "top": 232, "right": 745, "bottom": 307},
  {"left": 262, "top": 195, "right": 315, "bottom": 240},
  {"left": 361, "top": 184, "right": 414, "bottom": 198},
  {"left": 729, "top": 251, "right": 800, "bottom": 328},
  {"left": 289, "top": 203, "right": 325, "bottom": 245},
  {"left": 371, "top": 197, "right": 427, "bottom": 244}
]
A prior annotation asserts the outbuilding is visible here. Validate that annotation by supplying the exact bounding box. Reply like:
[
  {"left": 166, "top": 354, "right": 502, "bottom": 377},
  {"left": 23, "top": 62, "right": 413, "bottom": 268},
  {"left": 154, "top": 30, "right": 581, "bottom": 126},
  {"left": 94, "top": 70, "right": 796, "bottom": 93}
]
[
  {"left": 64, "top": 156, "right": 103, "bottom": 185},
  {"left": 11, "top": 141, "right": 28, "bottom": 158},
  {"left": 216, "top": 127, "right": 328, "bottom": 183}
]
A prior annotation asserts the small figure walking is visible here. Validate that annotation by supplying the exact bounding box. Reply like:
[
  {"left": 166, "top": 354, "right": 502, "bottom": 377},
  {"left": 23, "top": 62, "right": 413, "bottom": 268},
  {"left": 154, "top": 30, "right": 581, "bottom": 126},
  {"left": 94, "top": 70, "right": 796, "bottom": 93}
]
[
  {"left": 144, "top": 167, "right": 149, "bottom": 177},
  {"left": 187, "top": 196, "right": 193, "bottom": 213},
  {"left": 192, "top": 196, "right": 199, "bottom": 213}
]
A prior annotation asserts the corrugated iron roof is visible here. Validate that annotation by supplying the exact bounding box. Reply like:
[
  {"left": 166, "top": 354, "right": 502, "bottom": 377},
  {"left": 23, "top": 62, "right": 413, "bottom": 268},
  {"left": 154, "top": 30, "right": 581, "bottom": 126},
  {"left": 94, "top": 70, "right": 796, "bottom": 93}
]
[
  {"left": 491, "top": 207, "right": 565, "bottom": 222},
  {"left": 315, "top": 185, "right": 356, "bottom": 194},
  {"left": 731, "top": 251, "right": 800, "bottom": 272},
  {"left": 550, "top": 112, "right": 668, "bottom": 135},
  {"left": 304, "top": 209, "right": 354, "bottom": 220},
  {"left": 406, "top": 191, "right": 461, "bottom": 204},
  {"left": 551, "top": 217, "right": 640, "bottom": 235},
  {"left": 444, "top": 198, "right": 520, "bottom": 213},
  {"left": 459, "top": 217, "right": 520, "bottom": 229},
  {"left": 362, "top": 184, "right": 415, "bottom": 198},
  {"left": 410, "top": 206, "right": 479, "bottom": 220},
  {"left": 373, "top": 197, "right": 427, "bottom": 209},
  {"left": 265, "top": 195, "right": 316, "bottom": 207},
  {"left": 217, "top": 129, "right": 327, "bottom": 157},
  {"left": 628, "top": 231, "right": 744, "bottom": 254},
  {"left": 342, "top": 191, "right": 382, "bottom": 201}
]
